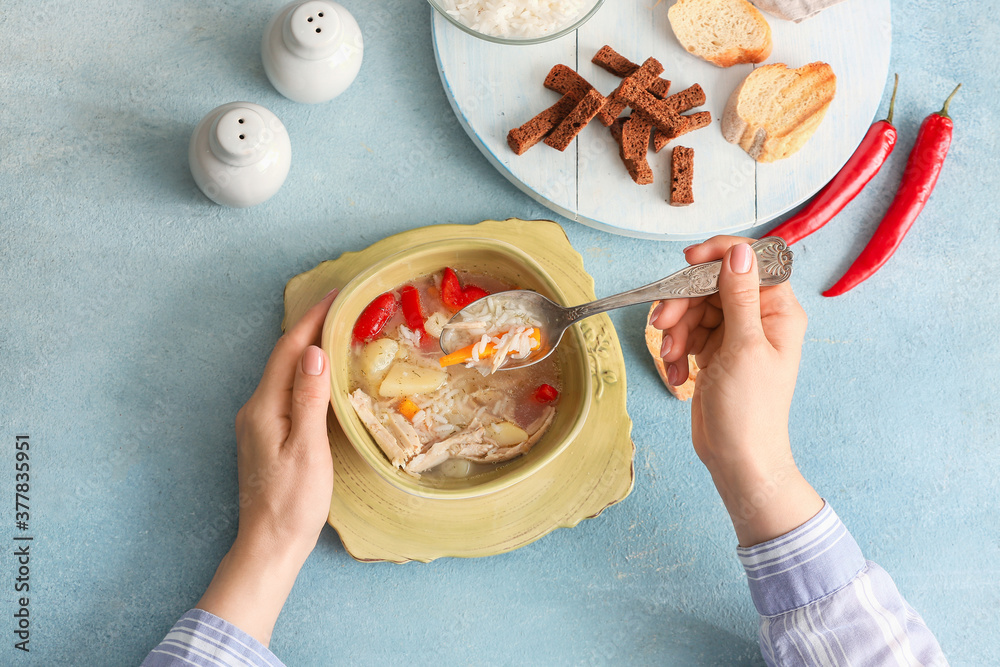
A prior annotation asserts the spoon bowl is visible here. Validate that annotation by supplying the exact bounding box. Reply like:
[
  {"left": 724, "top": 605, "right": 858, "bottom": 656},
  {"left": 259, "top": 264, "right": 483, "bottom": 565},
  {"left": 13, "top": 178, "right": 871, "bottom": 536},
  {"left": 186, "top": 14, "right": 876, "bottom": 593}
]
[
  {"left": 439, "top": 291, "right": 572, "bottom": 370},
  {"left": 441, "top": 237, "right": 793, "bottom": 371}
]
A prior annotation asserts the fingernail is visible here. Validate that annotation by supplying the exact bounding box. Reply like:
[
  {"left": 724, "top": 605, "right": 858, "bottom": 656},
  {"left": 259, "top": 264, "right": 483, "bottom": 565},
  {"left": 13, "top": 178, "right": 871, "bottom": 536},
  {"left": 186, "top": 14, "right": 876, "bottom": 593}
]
[
  {"left": 730, "top": 243, "right": 753, "bottom": 274},
  {"left": 659, "top": 334, "right": 672, "bottom": 359},
  {"left": 649, "top": 303, "right": 664, "bottom": 325},
  {"left": 303, "top": 345, "right": 325, "bottom": 376},
  {"left": 324, "top": 288, "right": 339, "bottom": 300},
  {"left": 666, "top": 363, "right": 680, "bottom": 385},
  {"left": 683, "top": 244, "right": 698, "bottom": 253}
]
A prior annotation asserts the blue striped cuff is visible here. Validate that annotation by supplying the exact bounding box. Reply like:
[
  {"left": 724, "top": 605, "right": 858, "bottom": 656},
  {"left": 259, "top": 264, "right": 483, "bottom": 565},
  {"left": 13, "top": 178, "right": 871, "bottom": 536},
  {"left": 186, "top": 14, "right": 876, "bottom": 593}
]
[
  {"left": 737, "top": 502, "right": 866, "bottom": 617},
  {"left": 142, "top": 609, "right": 285, "bottom": 667}
]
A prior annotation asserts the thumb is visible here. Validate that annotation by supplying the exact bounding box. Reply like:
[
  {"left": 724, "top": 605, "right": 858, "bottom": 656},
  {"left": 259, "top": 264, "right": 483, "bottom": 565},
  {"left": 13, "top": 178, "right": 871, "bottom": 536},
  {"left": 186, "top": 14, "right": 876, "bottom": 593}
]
[
  {"left": 288, "top": 345, "right": 332, "bottom": 447},
  {"left": 718, "top": 243, "right": 765, "bottom": 343}
]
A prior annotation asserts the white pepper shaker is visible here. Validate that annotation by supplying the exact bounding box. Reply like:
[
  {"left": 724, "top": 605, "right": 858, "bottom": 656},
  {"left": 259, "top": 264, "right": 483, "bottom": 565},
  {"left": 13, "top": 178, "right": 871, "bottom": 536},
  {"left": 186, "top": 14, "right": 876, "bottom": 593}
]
[
  {"left": 261, "top": 0, "right": 363, "bottom": 104},
  {"left": 189, "top": 102, "right": 291, "bottom": 208}
]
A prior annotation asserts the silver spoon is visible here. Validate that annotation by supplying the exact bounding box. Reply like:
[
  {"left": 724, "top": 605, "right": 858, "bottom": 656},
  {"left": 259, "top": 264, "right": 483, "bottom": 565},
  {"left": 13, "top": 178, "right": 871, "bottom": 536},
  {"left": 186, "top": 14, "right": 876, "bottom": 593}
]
[{"left": 439, "top": 237, "right": 793, "bottom": 371}]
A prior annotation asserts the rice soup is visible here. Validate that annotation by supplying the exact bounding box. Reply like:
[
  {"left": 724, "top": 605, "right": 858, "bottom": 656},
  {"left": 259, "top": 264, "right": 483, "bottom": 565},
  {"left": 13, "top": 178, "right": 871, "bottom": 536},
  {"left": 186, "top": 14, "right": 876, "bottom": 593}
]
[{"left": 348, "top": 268, "right": 561, "bottom": 479}]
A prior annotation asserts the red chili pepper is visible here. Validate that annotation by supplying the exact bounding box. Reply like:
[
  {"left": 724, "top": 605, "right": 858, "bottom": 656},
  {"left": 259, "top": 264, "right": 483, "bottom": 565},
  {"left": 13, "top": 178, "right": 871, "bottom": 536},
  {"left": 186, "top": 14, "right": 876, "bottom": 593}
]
[
  {"left": 440, "top": 267, "right": 491, "bottom": 311},
  {"left": 398, "top": 285, "right": 427, "bottom": 340},
  {"left": 824, "top": 84, "right": 961, "bottom": 297},
  {"left": 769, "top": 75, "right": 900, "bottom": 245},
  {"left": 533, "top": 383, "right": 559, "bottom": 403},
  {"left": 352, "top": 292, "right": 397, "bottom": 343}
]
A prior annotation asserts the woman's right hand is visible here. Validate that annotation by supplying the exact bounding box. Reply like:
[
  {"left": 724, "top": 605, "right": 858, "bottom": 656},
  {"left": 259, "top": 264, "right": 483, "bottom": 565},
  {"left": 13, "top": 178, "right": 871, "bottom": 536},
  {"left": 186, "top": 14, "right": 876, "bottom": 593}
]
[{"left": 648, "top": 236, "right": 822, "bottom": 546}]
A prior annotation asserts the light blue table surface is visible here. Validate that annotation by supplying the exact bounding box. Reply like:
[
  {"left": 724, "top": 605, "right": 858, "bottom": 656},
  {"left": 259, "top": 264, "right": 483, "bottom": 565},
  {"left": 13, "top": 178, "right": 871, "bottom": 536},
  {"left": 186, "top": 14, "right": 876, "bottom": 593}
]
[{"left": 1, "top": 1, "right": 997, "bottom": 664}]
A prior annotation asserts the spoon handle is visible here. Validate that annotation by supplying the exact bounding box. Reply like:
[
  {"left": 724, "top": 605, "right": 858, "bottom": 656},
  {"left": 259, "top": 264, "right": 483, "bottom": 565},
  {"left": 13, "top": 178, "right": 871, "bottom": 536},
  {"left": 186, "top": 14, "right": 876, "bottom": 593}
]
[{"left": 562, "top": 237, "right": 793, "bottom": 324}]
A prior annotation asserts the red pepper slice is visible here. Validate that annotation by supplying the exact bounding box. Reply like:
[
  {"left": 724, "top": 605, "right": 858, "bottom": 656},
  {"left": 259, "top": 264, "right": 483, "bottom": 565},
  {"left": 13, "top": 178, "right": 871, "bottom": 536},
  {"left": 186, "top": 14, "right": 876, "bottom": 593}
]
[
  {"left": 352, "top": 292, "right": 397, "bottom": 343},
  {"left": 461, "top": 286, "right": 490, "bottom": 304},
  {"left": 824, "top": 83, "right": 961, "bottom": 297},
  {"left": 769, "top": 75, "right": 900, "bottom": 245},
  {"left": 440, "top": 267, "right": 491, "bottom": 311},
  {"left": 398, "top": 285, "right": 427, "bottom": 340},
  {"left": 533, "top": 383, "right": 559, "bottom": 403},
  {"left": 440, "top": 268, "right": 464, "bottom": 311}
]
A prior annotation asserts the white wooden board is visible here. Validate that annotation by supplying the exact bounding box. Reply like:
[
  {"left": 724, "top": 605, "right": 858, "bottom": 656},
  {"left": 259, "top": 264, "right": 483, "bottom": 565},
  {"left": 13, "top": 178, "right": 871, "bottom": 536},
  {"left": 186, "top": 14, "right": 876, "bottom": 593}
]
[{"left": 432, "top": 0, "right": 891, "bottom": 240}]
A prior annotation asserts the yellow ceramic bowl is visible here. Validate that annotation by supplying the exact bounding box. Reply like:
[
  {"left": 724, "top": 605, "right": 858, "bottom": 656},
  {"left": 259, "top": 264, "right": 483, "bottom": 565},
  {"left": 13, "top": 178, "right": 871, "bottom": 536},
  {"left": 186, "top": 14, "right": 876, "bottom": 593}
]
[{"left": 322, "top": 237, "right": 593, "bottom": 500}]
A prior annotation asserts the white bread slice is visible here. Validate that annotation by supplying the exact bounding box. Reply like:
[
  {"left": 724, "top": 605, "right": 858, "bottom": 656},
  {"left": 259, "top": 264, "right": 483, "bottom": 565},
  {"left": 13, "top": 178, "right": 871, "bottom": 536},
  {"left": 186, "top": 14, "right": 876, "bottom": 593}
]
[
  {"left": 668, "top": 0, "right": 772, "bottom": 68},
  {"left": 722, "top": 62, "right": 836, "bottom": 162},
  {"left": 645, "top": 304, "right": 700, "bottom": 401}
]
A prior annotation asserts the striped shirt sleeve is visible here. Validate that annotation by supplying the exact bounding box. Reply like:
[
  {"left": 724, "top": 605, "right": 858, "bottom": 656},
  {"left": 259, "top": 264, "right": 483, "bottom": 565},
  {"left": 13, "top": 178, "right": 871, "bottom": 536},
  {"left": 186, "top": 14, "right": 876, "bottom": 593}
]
[
  {"left": 738, "top": 502, "right": 948, "bottom": 666},
  {"left": 142, "top": 609, "right": 285, "bottom": 667}
]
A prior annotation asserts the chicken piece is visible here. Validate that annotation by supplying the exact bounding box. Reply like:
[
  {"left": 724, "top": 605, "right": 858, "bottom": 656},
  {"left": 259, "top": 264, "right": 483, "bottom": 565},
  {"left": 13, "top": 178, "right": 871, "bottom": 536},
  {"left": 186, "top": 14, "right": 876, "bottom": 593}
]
[
  {"left": 388, "top": 413, "right": 425, "bottom": 459},
  {"left": 402, "top": 405, "right": 559, "bottom": 473},
  {"left": 449, "top": 407, "right": 556, "bottom": 464},
  {"left": 406, "top": 421, "right": 487, "bottom": 474},
  {"left": 349, "top": 389, "right": 408, "bottom": 468},
  {"left": 457, "top": 437, "right": 535, "bottom": 464}
]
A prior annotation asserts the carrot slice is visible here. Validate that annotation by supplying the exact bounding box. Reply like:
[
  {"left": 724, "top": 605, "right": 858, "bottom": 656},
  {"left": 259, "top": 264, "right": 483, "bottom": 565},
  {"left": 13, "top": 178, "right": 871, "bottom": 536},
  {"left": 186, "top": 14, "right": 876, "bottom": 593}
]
[
  {"left": 439, "top": 328, "right": 540, "bottom": 368},
  {"left": 398, "top": 399, "right": 419, "bottom": 420}
]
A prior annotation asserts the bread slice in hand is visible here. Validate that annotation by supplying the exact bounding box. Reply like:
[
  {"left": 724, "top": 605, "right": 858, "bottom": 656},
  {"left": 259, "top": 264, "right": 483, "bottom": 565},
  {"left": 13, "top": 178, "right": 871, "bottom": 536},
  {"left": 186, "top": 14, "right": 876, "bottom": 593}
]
[
  {"left": 722, "top": 62, "right": 836, "bottom": 162},
  {"left": 645, "top": 304, "right": 700, "bottom": 401},
  {"left": 667, "top": 0, "right": 772, "bottom": 68}
]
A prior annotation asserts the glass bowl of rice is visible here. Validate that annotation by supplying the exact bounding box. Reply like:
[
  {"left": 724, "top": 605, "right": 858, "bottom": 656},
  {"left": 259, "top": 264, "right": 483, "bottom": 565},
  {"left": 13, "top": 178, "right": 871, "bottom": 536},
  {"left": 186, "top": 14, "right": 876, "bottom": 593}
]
[
  {"left": 322, "top": 237, "right": 593, "bottom": 500},
  {"left": 428, "top": 0, "right": 605, "bottom": 45}
]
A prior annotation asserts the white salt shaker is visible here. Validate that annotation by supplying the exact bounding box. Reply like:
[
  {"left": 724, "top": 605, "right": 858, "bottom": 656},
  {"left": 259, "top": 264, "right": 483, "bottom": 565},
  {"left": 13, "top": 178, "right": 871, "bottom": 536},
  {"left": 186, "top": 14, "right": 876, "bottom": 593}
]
[
  {"left": 189, "top": 102, "right": 292, "bottom": 208},
  {"left": 261, "top": 0, "right": 363, "bottom": 104}
]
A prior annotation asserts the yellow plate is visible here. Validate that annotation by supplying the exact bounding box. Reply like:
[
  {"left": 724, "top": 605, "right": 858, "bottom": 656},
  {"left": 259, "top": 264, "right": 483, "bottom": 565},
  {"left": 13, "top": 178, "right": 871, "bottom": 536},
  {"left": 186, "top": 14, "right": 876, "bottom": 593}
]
[{"left": 282, "top": 219, "right": 634, "bottom": 563}]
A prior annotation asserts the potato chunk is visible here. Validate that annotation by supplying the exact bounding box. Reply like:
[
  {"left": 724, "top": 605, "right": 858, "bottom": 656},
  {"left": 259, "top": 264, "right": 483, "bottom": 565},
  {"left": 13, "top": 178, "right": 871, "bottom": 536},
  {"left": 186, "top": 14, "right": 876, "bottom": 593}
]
[
  {"left": 360, "top": 339, "right": 399, "bottom": 383},
  {"left": 378, "top": 363, "right": 446, "bottom": 398},
  {"left": 487, "top": 421, "right": 529, "bottom": 447},
  {"left": 439, "top": 459, "right": 472, "bottom": 478}
]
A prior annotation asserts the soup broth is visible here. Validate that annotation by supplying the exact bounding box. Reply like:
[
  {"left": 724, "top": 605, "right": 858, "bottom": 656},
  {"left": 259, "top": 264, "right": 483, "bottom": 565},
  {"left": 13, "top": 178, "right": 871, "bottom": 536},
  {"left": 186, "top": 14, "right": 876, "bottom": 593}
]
[{"left": 348, "top": 269, "right": 561, "bottom": 479}]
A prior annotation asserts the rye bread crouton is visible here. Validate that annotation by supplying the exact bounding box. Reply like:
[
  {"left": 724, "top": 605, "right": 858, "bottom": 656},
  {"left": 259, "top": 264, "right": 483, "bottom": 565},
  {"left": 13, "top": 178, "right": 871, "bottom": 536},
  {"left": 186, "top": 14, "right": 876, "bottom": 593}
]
[
  {"left": 662, "top": 84, "right": 707, "bottom": 113},
  {"left": 544, "top": 63, "right": 594, "bottom": 96},
  {"left": 507, "top": 93, "right": 581, "bottom": 155},
  {"left": 507, "top": 64, "right": 597, "bottom": 155},
  {"left": 618, "top": 78, "right": 682, "bottom": 133},
  {"left": 621, "top": 115, "right": 655, "bottom": 184},
  {"left": 596, "top": 57, "right": 665, "bottom": 126},
  {"left": 609, "top": 116, "right": 626, "bottom": 143},
  {"left": 592, "top": 45, "right": 672, "bottom": 98},
  {"left": 653, "top": 111, "right": 712, "bottom": 152},
  {"left": 544, "top": 88, "right": 606, "bottom": 151},
  {"left": 610, "top": 116, "right": 654, "bottom": 185},
  {"left": 621, "top": 115, "right": 653, "bottom": 160},
  {"left": 670, "top": 146, "right": 695, "bottom": 206}
]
